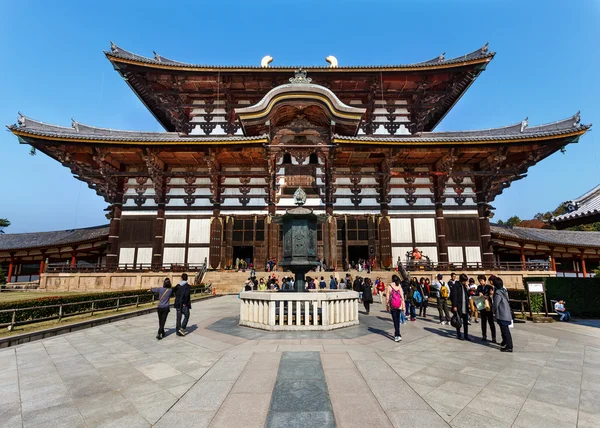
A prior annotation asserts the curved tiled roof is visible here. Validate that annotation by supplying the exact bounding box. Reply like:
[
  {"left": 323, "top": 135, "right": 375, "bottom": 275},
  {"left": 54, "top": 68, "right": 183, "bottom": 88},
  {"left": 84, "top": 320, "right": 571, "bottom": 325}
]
[
  {"left": 9, "top": 113, "right": 589, "bottom": 146},
  {"left": 334, "top": 113, "right": 590, "bottom": 144},
  {"left": 491, "top": 224, "right": 600, "bottom": 248},
  {"left": 550, "top": 184, "right": 600, "bottom": 224},
  {"left": 105, "top": 42, "right": 495, "bottom": 71},
  {"left": 7, "top": 115, "right": 268, "bottom": 144},
  {"left": 0, "top": 225, "right": 109, "bottom": 252}
]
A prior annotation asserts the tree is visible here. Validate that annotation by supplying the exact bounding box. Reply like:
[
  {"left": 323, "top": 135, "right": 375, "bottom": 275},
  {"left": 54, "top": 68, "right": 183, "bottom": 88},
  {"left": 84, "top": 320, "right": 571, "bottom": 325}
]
[
  {"left": 0, "top": 218, "right": 9, "bottom": 234},
  {"left": 497, "top": 216, "right": 521, "bottom": 227}
]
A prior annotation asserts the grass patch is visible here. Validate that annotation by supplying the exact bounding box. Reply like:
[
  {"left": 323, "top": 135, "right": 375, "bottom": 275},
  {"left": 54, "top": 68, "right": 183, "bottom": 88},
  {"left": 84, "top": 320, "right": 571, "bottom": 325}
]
[
  {"left": 0, "top": 294, "right": 213, "bottom": 339},
  {"left": 0, "top": 292, "right": 82, "bottom": 304}
]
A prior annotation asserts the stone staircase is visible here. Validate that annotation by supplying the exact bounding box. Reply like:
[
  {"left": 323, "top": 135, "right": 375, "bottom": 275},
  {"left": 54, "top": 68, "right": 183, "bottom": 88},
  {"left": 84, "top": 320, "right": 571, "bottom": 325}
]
[
  {"left": 203, "top": 270, "right": 258, "bottom": 294},
  {"left": 203, "top": 269, "right": 404, "bottom": 295}
]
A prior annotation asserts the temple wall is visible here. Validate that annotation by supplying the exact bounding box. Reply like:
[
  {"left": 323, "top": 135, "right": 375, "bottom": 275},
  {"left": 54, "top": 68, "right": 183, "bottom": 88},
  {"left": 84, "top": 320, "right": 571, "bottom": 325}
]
[{"left": 39, "top": 270, "right": 555, "bottom": 293}]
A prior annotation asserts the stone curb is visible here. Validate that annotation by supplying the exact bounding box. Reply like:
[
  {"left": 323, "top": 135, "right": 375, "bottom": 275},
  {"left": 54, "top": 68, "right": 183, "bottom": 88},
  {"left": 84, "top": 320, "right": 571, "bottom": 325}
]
[{"left": 0, "top": 294, "right": 220, "bottom": 349}]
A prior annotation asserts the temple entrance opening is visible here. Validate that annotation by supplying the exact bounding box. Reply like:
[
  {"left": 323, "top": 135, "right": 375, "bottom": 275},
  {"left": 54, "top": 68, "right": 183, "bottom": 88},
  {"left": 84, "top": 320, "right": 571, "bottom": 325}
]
[
  {"left": 233, "top": 246, "right": 253, "bottom": 267},
  {"left": 348, "top": 245, "right": 369, "bottom": 264}
]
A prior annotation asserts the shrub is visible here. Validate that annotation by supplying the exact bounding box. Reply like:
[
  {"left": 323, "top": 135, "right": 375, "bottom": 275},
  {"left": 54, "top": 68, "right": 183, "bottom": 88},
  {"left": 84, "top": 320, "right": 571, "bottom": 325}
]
[
  {"left": 529, "top": 294, "right": 544, "bottom": 313},
  {"left": 0, "top": 284, "right": 208, "bottom": 325}
]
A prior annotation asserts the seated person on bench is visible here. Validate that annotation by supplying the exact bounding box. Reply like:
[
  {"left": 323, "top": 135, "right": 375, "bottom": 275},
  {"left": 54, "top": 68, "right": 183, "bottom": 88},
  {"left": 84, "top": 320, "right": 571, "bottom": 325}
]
[{"left": 554, "top": 299, "right": 571, "bottom": 322}]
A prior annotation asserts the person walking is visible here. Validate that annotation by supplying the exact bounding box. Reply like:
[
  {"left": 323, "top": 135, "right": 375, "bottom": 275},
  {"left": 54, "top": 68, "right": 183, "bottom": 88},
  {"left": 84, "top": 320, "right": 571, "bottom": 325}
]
[
  {"left": 418, "top": 277, "right": 430, "bottom": 317},
  {"left": 408, "top": 278, "right": 419, "bottom": 321},
  {"left": 450, "top": 273, "right": 470, "bottom": 340},
  {"left": 319, "top": 276, "right": 327, "bottom": 289},
  {"left": 174, "top": 273, "right": 192, "bottom": 336},
  {"left": 477, "top": 275, "right": 496, "bottom": 343},
  {"left": 361, "top": 278, "right": 374, "bottom": 314},
  {"left": 432, "top": 274, "right": 451, "bottom": 325},
  {"left": 491, "top": 276, "right": 513, "bottom": 352},
  {"left": 402, "top": 278, "right": 412, "bottom": 323},
  {"left": 330, "top": 275, "right": 337, "bottom": 290},
  {"left": 150, "top": 278, "right": 173, "bottom": 340},
  {"left": 468, "top": 278, "right": 479, "bottom": 325},
  {"left": 387, "top": 274, "right": 406, "bottom": 342},
  {"left": 376, "top": 277, "right": 386, "bottom": 305}
]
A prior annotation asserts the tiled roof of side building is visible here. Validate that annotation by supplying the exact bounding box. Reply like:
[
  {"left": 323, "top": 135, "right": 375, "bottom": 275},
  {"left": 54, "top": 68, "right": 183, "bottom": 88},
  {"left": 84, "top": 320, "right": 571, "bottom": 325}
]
[
  {"left": 105, "top": 42, "right": 495, "bottom": 70},
  {"left": 550, "top": 184, "right": 600, "bottom": 224},
  {"left": 491, "top": 224, "right": 600, "bottom": 248},
  {"left": 0, "top": 225, "right": 109, "bottom": 252},
  {"left": 8, "top": 113, "right": 590, "bottom": 145}
]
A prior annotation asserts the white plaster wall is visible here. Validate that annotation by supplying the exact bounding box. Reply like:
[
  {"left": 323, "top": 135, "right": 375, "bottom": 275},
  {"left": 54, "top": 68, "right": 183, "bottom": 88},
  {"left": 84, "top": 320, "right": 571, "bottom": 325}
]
[
  {"left": 465, "top": 246, "right": 482, "bottom": 264},
  {"left": 163, "top": 247, "right": 186, "bottom": 266},
  {"left": 118, "top": 248, "right": 135, "bottom": 265},
  {"left": 136, "top": 248, "right": 153, "bottom": 265},
  {"left": 187, "top": 247, "right": 209, "bottom": 265},
  {"left": 391, "top": 218, "right": 412, "bottom": 243},
  {"left": 414, "top": 218, "right": 436, "bottom": 243},
  {"left": 164, "top": 219, "right": 187, "bottom": 244},
  {"left": 419, "top": 246, "right": 438, "bottom": 263},
  {"left": 448, "top": 246, "right": 464, "bottom": 263},
  {"left": 188, "top": 219, "right": 211, "bottom": 244}
]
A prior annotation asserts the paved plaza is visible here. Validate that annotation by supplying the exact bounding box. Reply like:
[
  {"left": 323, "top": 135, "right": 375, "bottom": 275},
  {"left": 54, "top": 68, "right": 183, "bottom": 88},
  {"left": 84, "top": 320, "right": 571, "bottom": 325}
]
[{"left": 1, "top": 295, "right": 600, "bottom": 428}]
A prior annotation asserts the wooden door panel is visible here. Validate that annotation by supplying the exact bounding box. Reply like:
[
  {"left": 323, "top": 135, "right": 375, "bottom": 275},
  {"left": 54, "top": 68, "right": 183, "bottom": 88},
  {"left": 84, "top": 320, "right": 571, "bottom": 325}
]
[
  {"left": 379, "top": 217, "right": 392, "bottom": 268},
  {"left": 209, "top": 217, "right": 223, "bottom": 269},
  {"left": 225, "top": 217, "right": 234, "bottom": 269}
]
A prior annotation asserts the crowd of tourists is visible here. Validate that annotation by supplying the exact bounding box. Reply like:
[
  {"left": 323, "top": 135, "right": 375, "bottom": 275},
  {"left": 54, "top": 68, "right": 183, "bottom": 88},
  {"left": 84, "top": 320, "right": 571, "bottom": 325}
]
[
  {"left": 382, "top": 272, "right": 514, "bottom": 352},
  {"left": 149, "top": 269, "right": 515, "bottom": 353}
]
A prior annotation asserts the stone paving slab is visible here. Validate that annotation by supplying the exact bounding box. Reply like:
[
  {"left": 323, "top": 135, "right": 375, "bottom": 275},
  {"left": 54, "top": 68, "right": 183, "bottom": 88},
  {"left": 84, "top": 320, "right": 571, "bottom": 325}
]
[{"left": 1, "top": 295, "right": 599, "bottom": 427}]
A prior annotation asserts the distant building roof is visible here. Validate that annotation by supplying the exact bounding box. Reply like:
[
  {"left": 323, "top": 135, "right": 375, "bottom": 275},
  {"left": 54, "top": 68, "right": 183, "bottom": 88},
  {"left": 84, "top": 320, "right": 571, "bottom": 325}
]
[
  {"left": 550, "top": 184, "right": 600, "bottom": 226},
  {"left": 0, "top": 225, "right": 109, "bottom": 252},
  {"left": 491, "top": 224, "right": 600, "bottom": 248}
]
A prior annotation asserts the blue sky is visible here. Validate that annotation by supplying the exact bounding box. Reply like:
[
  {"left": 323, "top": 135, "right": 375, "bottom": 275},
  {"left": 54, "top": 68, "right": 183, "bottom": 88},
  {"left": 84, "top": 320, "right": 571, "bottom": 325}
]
[{"left": 1, "top": 0, "right": 598, "bottom": 233}]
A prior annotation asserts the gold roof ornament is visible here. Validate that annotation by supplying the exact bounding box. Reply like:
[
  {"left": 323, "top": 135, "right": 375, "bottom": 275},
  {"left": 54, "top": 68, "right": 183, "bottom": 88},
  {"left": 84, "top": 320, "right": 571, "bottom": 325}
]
[
  {"left": 261, "top": 55, "right": 273, "bottom": 68},
  {"left": 325, "top": 55, "right": 338, "bottom": 68}
]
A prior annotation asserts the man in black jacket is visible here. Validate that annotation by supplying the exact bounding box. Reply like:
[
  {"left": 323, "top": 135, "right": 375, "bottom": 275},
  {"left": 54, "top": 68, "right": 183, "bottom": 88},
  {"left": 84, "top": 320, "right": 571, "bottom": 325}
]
[
  {"left": 450, "top": 273, "right": 470, "bottom": 340},
  {"left": 174, "top": 273, "right": 192, "bottom": 336}
]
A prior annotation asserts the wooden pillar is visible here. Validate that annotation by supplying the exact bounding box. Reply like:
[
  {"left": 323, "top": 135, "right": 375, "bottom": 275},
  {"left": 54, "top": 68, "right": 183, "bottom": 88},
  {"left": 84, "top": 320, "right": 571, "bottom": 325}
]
[
  {"left": 39, "top": 251, "right": 47, "bottom": 276},
  {"left": 435, "top": 202, "right": 448, "bottom": 265},
  {"left": 7, "top": 253, "right": 15, "bottom": 283},
  {"left": 477, "top": 201, "right": 494, "bottom": 267},
  {"left": 106, "top": 203, "right": 122, "bottom": 270},
  {"left": 520, "top": 246, "right": 526, "bottom": 270},
  {"left": 70, "top": 251, "right": 77, "bottom": 268},
  {"left": 581, "top": 252, "right": 587, "bottom": 277},
  {"left": 152, "top": 204, "right": 166, "bottom": 270},
  {"left": 550, "top": 247, "right": 557, "bottom": 272}
]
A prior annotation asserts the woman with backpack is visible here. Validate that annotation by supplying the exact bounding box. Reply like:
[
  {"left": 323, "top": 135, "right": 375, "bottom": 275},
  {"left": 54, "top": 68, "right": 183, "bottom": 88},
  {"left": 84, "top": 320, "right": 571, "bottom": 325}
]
[
  {"left": 149, "top": 278, "right": 173, "bottom": 340},
  {"left": 387, "top": 274, "right": 406, "bottom": 342}
]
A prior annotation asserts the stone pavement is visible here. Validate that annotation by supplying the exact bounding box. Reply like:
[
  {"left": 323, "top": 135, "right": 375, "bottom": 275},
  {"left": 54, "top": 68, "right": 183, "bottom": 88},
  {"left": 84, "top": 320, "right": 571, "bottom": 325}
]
[{"left": 1, "top": 295, "right": 600, "bottom": 428}]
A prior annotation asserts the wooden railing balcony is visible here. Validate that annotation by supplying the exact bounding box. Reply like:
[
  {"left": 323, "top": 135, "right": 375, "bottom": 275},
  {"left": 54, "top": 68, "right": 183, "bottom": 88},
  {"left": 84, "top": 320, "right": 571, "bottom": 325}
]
[{"left": 403, "top": 261, "right": 551, "bottom": 272}]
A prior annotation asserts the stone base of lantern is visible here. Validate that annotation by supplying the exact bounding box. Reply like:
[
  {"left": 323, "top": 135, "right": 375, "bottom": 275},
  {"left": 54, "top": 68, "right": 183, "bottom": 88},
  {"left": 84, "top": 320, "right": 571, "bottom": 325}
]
[{"left": 239, "top": 291, "right": 360, "bottom": 331}]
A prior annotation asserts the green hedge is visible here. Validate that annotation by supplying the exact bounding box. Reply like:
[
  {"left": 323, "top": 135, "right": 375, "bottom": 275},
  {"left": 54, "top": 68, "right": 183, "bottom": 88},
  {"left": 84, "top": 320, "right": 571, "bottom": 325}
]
[
  {"left": 0, "top": 285, "right": 208, "bottom": 325},
  {"left": 527, "top": 277, "right": 600, "bottom": 318}
]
